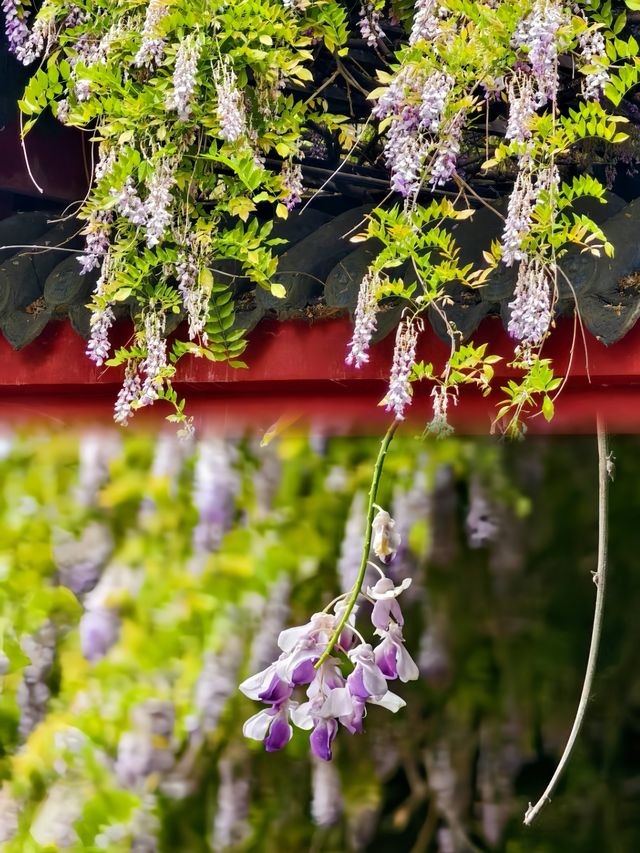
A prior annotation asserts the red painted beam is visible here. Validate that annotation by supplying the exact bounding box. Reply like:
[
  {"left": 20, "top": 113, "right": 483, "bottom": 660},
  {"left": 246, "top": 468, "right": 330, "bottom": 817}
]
[{"left": 0, "top": 317, "right": 639, "bottom": 432}]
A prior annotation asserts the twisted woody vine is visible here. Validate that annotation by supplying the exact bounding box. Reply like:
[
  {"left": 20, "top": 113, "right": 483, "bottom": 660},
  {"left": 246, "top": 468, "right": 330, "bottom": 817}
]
[{"left": 0, "top": 0, "right": 635, "bottom": 838}]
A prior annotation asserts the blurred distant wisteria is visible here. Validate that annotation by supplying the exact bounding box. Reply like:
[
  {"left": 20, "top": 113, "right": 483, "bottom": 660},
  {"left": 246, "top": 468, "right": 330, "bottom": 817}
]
[{"left": 0, "top": 429, "right": 639, "bottom": 850}]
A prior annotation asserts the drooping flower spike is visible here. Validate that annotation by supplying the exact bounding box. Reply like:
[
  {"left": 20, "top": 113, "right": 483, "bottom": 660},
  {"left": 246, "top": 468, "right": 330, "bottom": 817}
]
[{"left": 240, "top": 508, "right": 418, "bottom": 761}]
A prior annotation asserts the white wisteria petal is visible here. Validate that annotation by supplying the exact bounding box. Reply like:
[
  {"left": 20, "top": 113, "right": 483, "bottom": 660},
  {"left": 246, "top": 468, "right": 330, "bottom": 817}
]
[
  {"left": 278, "top": 622, "right": 312, "bottom": 653},
  {"left": 238, "top": 663, "right": 276, "bottom": 699},
  {"left": 290, "top": 701, "right": 315, "bottom": 730},
  {"left": 396, "top": 646, "right": 419, "bottom": 682},
  {"left": 369, "top": 690, "right": 406, "bottom": 713},
  {"left": 242, "top": 709, "right": 273, "bottom": 741},
  {"left": 366, "top": 576, "right": 412, "bottom": 600},
  {"left": 320, "top": 686, "right": 354, "bottom": 719}
]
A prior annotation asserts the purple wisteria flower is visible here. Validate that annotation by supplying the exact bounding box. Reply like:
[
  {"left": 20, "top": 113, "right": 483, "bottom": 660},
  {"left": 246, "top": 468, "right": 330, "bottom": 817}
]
[
  {"left": 78, "top": 210, "right": 112, "bottom": 274},
  {"left": 346, "top": 269, "right": 381, "bottom": 368},
  {"left": 505, "top": 73, "right": 537, "bottom": 143},
  {"left": 215, "top": 61, "right": 248, "bottom": 142},
  {"left": 578, "top": 25, "right": 609, "bottom": 100},
  {"left": 134, "top": 0, "right": 169, "bottom": 69},
  {"left": 3, "top": 0, "right": 30, "bottom": 55},
  {"left": 311, "top": 757, "right": 343, "bottom": 827},
  {"left": 281, "top": 160, "right": 304, "bottom": 210},
  {"left": 175, "top": 251, "right": 204, "bottom": 340},
  {"left": 374, "top": 621, "right": 420, "bottom": 682},
  {"left": 190, "top": 439, "right": 240, "bottom": 561},
  {"left": 508, "top": 257, "right": 552, "bottom": 345},
  {"left": 419, "top": 71, "right": 454, "bottom": 133},
  {"left": 79, "top": 607, "right": 120, "bottom": 662},
  {"left": 114, "top": 362, "right": 142, "bottom": 425},
  {"left": 138, "top": 307, "right": 168, "bottom": 407},
  {"left": 15, "top": 15, "right": 48, "bottom": 65},
  {"left": 144, "top": 159, "right": 176, "bottom": 247},
  {"left": 165, "top": 35, "right": 201, "bottom": 121},
  {"left": 367, "top": 575, "right": 411, "bottom": 630},
  {"left": 358, "top": 4, "right": 384, "bottom": 47},
  {"left": 512, "top": 0, "right": 566, "bottom": 106},
  {"left": 87, "top": 305, "right": 115, "bottom": 366},
  {"left": 409, "top": 0, "right": 447, "bottom": 46},
  {"left": 500, "top": 164, "right": 535, "bottom": 266},
  {"left": 240, "top": 573, "right": 417, "bottom": 760},
  {"left": 385, "top": 316, "right": 420, "bottom": 419},
  {"left": 429, "top": 110, "right": 465, "bottom": 187},
  {"left": 117, "top": 177, "right": 148, "bottom": 227}
]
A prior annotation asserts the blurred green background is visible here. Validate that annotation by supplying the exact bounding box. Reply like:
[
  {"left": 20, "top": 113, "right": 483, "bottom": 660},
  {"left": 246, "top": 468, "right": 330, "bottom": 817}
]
[{"left": 0, "top": 428, "right": 638, "bottom": 852}]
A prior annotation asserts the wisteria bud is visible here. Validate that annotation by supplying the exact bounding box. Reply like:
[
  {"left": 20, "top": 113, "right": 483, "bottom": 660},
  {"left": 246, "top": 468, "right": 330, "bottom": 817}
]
[{"left": 371, "top": 508, "right": 401, "bottom": 564}]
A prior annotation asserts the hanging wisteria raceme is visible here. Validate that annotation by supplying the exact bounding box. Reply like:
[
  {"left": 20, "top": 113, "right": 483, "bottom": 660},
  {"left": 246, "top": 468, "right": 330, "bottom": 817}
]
[
  {"left": 215, "top": 60, "right": 248, "bottom": 142},
  {"left": 500, "top": 162, "right": 536, "bottom": 266},
  {"left": 358, "top": 4, "right": 384, "bottom": 47},
  {"left": 114, "top": 361, "right": 143, "bottom": 425},
  {"left": 144, "top": 159, "right": 176, "bottom": 248},
  {"left": 428, "top": 385, "right": 455, "bottom": 436},
  {"left": 280, "top": 159, "right": 304, "bottom": 210},
  {"left": 165, "top": 34, "right": 201, "bottom": 122},
  {"left": 139, "top": 307, "right": 168, "bottom": 407},
  {"left": 345, "top": 269, "right": 381, "bottom": 368},
  {"left": 502, "top": 159, "right": 559, "bottom": 266},
  {"left": 78, "top": 210, "right": 112, "bottom": 274},
  {"left": 139, "top": 432, "right": 188, "bottom": 519},
  {"left": 194, "top": 636, "right": 245, "bottom": 734},
  {"left": 336, "top": 492, "right": 367, "bottom": 592},
  {"left": 15, "top": 14, "right": 48, "bottom": 65},
  {"left": 211, "top": 753, "right": 251, "bottom": 851},
  {"left": 385, "top": 317, "right": 420, "bottom": 419},
  {"left": 248, "top": 576, "right": 291, "bottom": 673},
  {"left": 79, "top": 563, "right": 141, "bottom": 662},
  {"left": 54, "top": 521, "right": 113, "bottom": 595},
  {"left": 409, "top": 0, "right": 447, "bottom": 46},
  {"left": 466, "top": 476, "right": 500, "bottom": 547},
  {"left": 578, "top": 24, "right": 610, "bottom": 101},
  {"left": 429, "top": 109, "right": 465, "bottom": 187},
  {"left": 419, "top": 70, "right": 454, "bottom": 132},
  {"left": 507, "top": 257, "right": 553, "bottom": 345},
  {"left": 512, "top": 0, "right": 566, "bottom": 107},
  {"left": 117, "top": 177, "right": 148, "bottom": 227},
  {"left": 190, "top": 439, "right": 240, "bottom": 563},
  {"left": 75, "top": 430, "right": 121, "bottom": 507},
  {"left": 176, "top": 249, "right": 210, "bottom": 342},
  {"left": 0, "top": 786, "right": 18, "bottom": 845},
  {"left": 2, "top": 0, "right": 29, "bottom": 55},
  {"left": 311, "top": 757, "right": 343, "bottom": 827},
  {"left": 115, "top": 701, "right": 176, "bottom": 790},
  {"left": 133, "top": 0, "right": 169, "bottom": 68},
  {"left": 17, "top": 622, "right": 56, "bottom": 741},
  {"left": 504, "top": 72, "right": 538, "bottom": 143},
  {"left": 240, "top": 540, "right": 418, "bottom": 761}
]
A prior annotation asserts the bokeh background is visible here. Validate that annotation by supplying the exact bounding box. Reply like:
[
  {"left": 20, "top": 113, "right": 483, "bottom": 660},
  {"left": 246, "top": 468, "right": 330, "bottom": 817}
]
[{"left": 0, "top": 429, "right": 638, "bottom": 852}]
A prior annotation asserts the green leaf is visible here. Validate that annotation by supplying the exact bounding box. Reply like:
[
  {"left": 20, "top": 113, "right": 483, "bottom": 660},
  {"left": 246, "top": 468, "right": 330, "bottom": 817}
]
[{"left": 270, "top": 282, "right": 287, "bottom": 299}]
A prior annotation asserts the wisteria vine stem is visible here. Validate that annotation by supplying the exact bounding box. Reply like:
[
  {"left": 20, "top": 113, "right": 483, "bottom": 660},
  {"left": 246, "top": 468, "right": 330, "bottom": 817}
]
[
  {"left": 315, "top": 418, "right": 400, "bottom": 668},
  {"left": 524, "top": 414, "right": 610, "bottom": 825}
]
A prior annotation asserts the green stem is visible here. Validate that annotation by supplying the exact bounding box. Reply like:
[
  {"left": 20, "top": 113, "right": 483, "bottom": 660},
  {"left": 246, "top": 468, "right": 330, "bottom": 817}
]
[{"left": 315, "top": 419, "right": 400, "bottom": 669}]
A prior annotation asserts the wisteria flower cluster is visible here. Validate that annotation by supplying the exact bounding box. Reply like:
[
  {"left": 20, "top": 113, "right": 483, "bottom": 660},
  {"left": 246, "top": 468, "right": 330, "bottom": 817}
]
[
  {"left": 240, "top": 547, "right": 417, "bottom": 760},
  {"left": 4, "top": 0, "right": 637, "bottom": 439}
]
